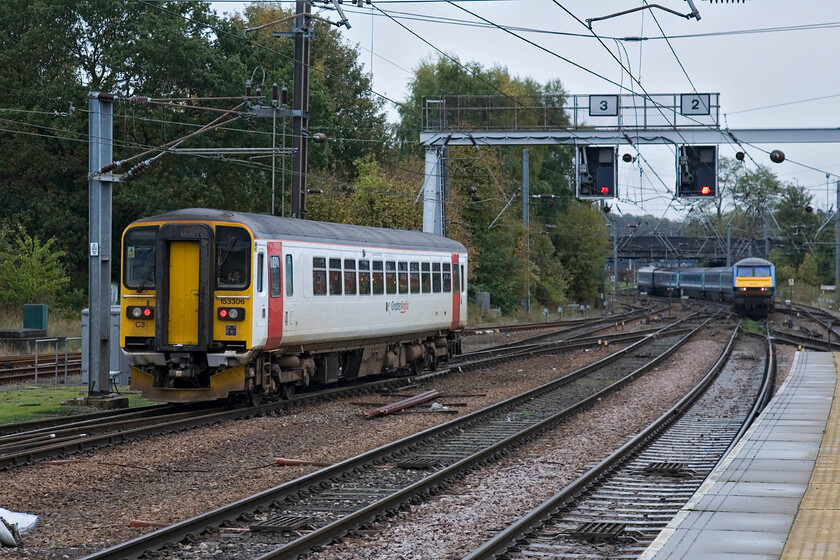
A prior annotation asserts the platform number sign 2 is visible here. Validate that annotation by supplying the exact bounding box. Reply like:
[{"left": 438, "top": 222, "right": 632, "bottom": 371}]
[
  {"left": 680, "top": 94, "right": 711, "bottom": 116},
  {"left": 589, "top": 95, "right": 618, "bottom": 117}
]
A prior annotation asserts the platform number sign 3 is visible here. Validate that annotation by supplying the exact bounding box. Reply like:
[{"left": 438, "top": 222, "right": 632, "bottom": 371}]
[{"left": 589, "top": 95, "right": 618, "bottom": 117}]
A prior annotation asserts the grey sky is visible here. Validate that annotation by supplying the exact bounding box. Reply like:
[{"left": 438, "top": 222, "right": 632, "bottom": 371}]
[{"left": 213, "top": 1, "right": 840, "bottom": 219}]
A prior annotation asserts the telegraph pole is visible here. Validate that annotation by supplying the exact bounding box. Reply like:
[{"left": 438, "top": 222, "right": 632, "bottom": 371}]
[
  {"left": 290, "top": 0, "right": 312, "bottom": 219},
  {"left": 835, "top": 180, "right": 839, "bottom": 292},
  {"left": 522, "top": 149, "right": 530, "bottom": 313},
  {"left": 87, "top": 92, "right": 115, "bottom": 397}
]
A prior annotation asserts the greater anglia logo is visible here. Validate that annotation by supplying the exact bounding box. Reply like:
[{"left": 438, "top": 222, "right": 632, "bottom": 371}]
[{"left": 390, "top": 301, "right": 409, "bottom": 313}]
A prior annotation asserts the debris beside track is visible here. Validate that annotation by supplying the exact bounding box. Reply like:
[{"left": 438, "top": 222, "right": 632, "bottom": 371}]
[
  {"left": 363, "top": 389, "right": 441, "bottom": 418},
  {"left": 274, "top": 458, "right": 333, "bottom": 468}
]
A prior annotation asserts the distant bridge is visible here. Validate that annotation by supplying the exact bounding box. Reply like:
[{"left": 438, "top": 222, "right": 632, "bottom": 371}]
[{"left": 617, "top": 235, "right": 781, "bottom": 264}]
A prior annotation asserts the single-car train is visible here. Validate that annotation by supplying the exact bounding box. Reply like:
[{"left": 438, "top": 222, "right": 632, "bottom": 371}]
[
  {"left": 637, "top": 257, "right": 775, "bottom": 315},
  {"left": 120, "top": 208, "right": 468, "bottom": 404}
]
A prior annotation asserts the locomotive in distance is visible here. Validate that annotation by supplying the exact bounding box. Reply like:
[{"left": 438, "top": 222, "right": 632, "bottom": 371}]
[
  {"left": 120, "top": 208, "right": 468, "bottom": 404},
  {"left": 637, "top": 257, "right": 775, "bottom": 316}
]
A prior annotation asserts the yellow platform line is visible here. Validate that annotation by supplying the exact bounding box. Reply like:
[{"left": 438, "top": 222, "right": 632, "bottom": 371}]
[{"left": 780, "top": 352, "right": 840, "bottom": 560}]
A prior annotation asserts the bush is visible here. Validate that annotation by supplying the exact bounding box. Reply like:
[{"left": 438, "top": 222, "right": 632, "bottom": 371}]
[{"left": 0, "top": 225, "right": 70, "bottom": 309}]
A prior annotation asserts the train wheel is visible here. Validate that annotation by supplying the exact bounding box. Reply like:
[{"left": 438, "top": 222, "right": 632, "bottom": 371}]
[
  {"left": 249, "top": 390, "right": 264, "bottom": 407},
  {"left": 411, "top": 358, "right": 423, "bottom": 375},
  {"left": 281, "top": 383, "right": 295, "bottom": 400}
]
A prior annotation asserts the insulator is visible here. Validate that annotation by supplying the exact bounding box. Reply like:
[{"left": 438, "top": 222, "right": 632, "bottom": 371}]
[
  {"left": 97, "top": 92, "right": 115, "bottom": 102},
  {"left": 272, "top": 83, "right": 279, "bottom": 102},
  {"left": 245, "top": 79, "right": 252, "bottom": 98},
  {"left": 99, "top": 161, "right": 120, "bottom": 173},
  {"left": 126, "top": 160, "right": 150, "bottom": 179},
  {"left": 255, "top": 86, "right": 262, "bottom": 99},
  {"left": 130, "top": 96, "right": 150, "bottom": 104},
  {"left": 281, "top": 86, "right": 288, "bottom": 106}
]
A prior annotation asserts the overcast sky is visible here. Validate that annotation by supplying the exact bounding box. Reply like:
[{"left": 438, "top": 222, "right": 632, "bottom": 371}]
[{"left": 212, "top": 0, "right": 840, "bottom": 220}]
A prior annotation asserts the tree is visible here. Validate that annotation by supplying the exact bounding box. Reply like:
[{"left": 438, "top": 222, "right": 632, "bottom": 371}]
[{"left": 0, "top": 225, "right": 70, "bottom": 308}]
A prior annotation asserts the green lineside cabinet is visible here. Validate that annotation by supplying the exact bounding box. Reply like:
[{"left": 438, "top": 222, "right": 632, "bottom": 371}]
[{"left": 23, "top": 304, "right": 48, "bottom": 330}]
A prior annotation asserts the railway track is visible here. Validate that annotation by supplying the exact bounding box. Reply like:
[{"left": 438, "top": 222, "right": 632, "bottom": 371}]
[
  {"left": 0, "top": 351, "right": 82, "bottom": 385},
  {"left": 0, "top": 312, "right": 666, "bottom": 469},
  {"left": 79, "top": 311, "right": 721, "bottom": 560},
  {"left": 465, "top": 329, "right": 773, "bottom": 560}
]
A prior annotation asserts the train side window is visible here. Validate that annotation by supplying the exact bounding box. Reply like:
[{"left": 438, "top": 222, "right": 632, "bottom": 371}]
[
  {"left": 421, "top": 263, "right": 431, "bottom": 293},
  {"left": 359, "top": 260, "right": 371, "bottom": 295},
  {"left": 270, "top": 256, "right": 281, "bottom": 298},
  {"left": 386, "top": 261, "right": 397, "bottom": 294},
  {"left": 442, "top": 262, "right": 452, "bottom": 293},
  {"left": 398, "top": 262, "right": 408, "bottom": 294},
  {"left": 313, "top": 257, "right": 327, "bottom": 296},
  {"left": 432, "top": 262, "right": 442, "bottom": 293},
  {"left": 344, "top": 259, "right": 357, "bottom": 295},
  {"left": 409, "top": 263, "right": 420, "bottom": 294},
  {"left": 285, "top": 254, "right": 293, "bottom": 297},
  {"left": 372, "top": 261, "right": 384, "bottom": 295},
  {"left": 329, "top": 258, "right": 342, "bottom": 295},
  {"left": 257, "top": 253, "right": 265, "bottom": 293},
  {"left": 453, "top": 264, "right": 460, "bottom": 294},
  {"left": 460, "top": 264, "right": 465, "bottom": 292}
]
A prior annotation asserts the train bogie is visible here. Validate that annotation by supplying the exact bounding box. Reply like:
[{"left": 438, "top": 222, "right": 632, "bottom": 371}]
[{"left": 121, "top": 209, "right": 468, "bottom": 404}]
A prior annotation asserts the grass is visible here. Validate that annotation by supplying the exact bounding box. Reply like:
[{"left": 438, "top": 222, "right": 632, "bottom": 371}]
[{"left": 0, "top": 381, "right": 160, "bottom": 424}]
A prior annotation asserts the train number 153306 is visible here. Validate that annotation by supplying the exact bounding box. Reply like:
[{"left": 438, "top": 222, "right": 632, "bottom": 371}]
[{"left": 219, "top": 297, "right": 246, "bottom": 305}]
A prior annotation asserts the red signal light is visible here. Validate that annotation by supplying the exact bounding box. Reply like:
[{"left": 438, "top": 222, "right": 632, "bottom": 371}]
[
  {"left": 599, "top": 186, "right": 610, "bottom": 195},
  {"left": 700, "top": 185, "right": 711, "bottom": 195}
]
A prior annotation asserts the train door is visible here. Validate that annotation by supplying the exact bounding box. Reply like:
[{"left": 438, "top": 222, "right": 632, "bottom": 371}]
[
  {"left": 450, "top": 253, "right": 461, "bottom": 330},
  {"left": 266, "top": 241, "right": 283, "bottom": 348},
  {"left": 168, "top": 241, "right": 200, "bottom": 345},
  {"left": 155, "top": 223, "right": 213, "bottom": 352},
  {"left": 254, "top": 244, "right": 268, "bottom": 341}
]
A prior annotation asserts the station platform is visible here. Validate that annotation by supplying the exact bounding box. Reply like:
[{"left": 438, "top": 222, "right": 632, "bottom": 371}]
[{"left": 640, "top": 351, "right": 839, "bottom": 560}]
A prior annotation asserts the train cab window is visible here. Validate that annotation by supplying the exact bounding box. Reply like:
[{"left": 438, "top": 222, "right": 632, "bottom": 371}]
[
  {"left": 386, "top": 261, "right": 397, "bottom": 294},
  {"left": 270, "top": 256, "right": 281, "bottom": 298},
  {"left": 216, "top": 226, "right": 250, "bottom": 290},
  {"left": 421, "top": 263, "right": 431, "bottom": 293},
  {"left": 359, "top": 260, "right": 371, "bottom": 295},
  {"left": 754, "top": 266, "right": 771, "bottom": 277},
  {"left": 372, "top": 261, "right": 384, "bottom": 295},
  {"left": 432, "top": 263, "right": 442, "bottom": 293},
  {"left": 453, "top": 264, "right": 460, "bottom": 294},
  {"left": 329, "top": 258, "right": 342, "bottom": 295},
  {"left": 344, "top": 259, "right": 357, "bottom": 295},
  {"left": 123, "top": 226, "right": 157, "bottom": 291},
  {"left": 285, "top": 254, "right": 294, "bottom": 297},
  {"left": 313, "top": 257, "right": 327, "bottom": 296},
  {"left": 442, "top": 263, "right": 452, "bottom": 293},
  {"left": 398, "top": 262, "right": 408, "bottom": 294},
  {"left": 409, "top": 263, "right": 420, "bottom": 294}
]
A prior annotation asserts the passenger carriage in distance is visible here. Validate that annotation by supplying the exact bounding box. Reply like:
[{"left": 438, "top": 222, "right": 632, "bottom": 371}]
[
  {"left": 120, "top": 209, "right": 468, "bottom": 404},
  {"left": 637, "top": 257, "right": 775, "bottom": 316}
]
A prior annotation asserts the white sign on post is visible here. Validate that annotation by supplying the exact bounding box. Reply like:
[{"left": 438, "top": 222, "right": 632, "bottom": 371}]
[
  {"left": 680, "top": 94, "right": 711, "bottom": 116},
  {"left": 589, "top": 95, "right": 618, "bottom": 117}
]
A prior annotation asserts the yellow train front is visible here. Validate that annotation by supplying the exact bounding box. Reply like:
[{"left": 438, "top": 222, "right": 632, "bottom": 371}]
[
  {"left": 732, "top": 257, "right": 775, "bottom": 316},
  {"left": 120, "top": 208, "right": 468, "bottom": 404}
]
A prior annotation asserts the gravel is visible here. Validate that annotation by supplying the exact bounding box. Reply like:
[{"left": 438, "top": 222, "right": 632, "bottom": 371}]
[{"left": 0, "top": 324, "right": 799, "bottom": 559}]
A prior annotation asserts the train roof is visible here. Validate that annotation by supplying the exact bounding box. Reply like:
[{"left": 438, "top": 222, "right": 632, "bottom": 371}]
[
  {"left": 130, "top": 208, "right": 467, "bottom": 253},
  {"left": 733, "top": 257, "right": 773, "bottom": 266}
]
